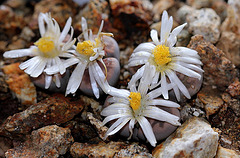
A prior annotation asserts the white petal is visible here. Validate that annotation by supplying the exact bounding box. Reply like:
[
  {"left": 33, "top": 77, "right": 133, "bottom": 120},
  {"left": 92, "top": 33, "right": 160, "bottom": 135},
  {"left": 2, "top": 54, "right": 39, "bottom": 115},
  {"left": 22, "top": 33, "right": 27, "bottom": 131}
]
[
  {"left": 101, "top": 104, "right": 130, "bottom": 116},
  {"left": 173, "top": 56, "right": 202, "bottom": 65},
  {"left": 146, "top": 99, "right": 180, "bottom": 108},
  {"left": 168, "top": 23, "right": 187, "bottom": 47},
  {"left": 66, "top": 62, "right": 87, "bottom": 95},
  {"left": 136, "top": 116, "right": 157, "bottom": 147},
  {"left": 89, "top": 49, "right": 100, "bottom": 61},
  {"left": 38, "top": 13, "right": 46, "bottom": 37},
  {"left": 128, "top": 118, "right": 135, "bottom": 139},
  {"left": 81, "top": 17, "right": 88, "bottom": 40},
  {"left": 52, "top": 18, "right": 60, "bottom": 38},
  {"left": 89, "top": 64, "right": 100, "bottom": 99},
  {"left": 160, "top": 71, "right": 169, "bottom": 99},
  {"left": 97, "top": 20, "right": 104, "bottom": 37},
  {"left": 92, "top": 61, "right": 111, "bottom": 94},
  {"left": 54, "top": 74, "right": 61, "bottom": 88},
  {"left": 133, "top": 42, "right": 155, "bottom": 53},
  {"left": 55, "top": 57, "right": 66, "bottom": 75},
  {"left": 23, "top": 56, "right": 47, "bottom": 77},
  {"left": 150, "top": 71, "right": 160, "bottom": 89},
  {"left": 146, "top": 83, "right": 173, "bottom": 100},
  {"left": 45, "top": 58, "right": 79, "bottom": 75},
  {"left": 45, "top": 74, "right": 52, "bottom": 89},
  {"left": 128, "top": 58, "right": 148, "bottom": 67},
  {"left": 172, "top": 83, "right": 181, "bottom": 102},
  {"left": 145, "top": 106, "right": 181, "bottom": 126},
  {"left": 166, "top": 69, "right": 191, "bottom": 99},
  {"left": 172, "top": 63, "right": 202, "bottom": 80},
  {"left": 138, "top": 63, "right": 155, "bottom": 96},
  {"left": 108, "top": 87, "right": 130, "bottom": 99},
  {"left": 106, "top": 97, "right": 129, "bottom": 104},
  {"left": 178, "top": 62, "right": 204, "bottom": 73},
  {"left": 102, "top": 113, "right": 129, "bottom": 125},
  {"left": 150, "top": 29, "right": 160, "bottom": 45},
  {"left": 4, "top": 49, "right": 33, "bottom": 58},
  {"left": 59, "top": 17, "right": 72, "bottom": 43},
  {"left": 130, "top": 51, "right": 152, "bottom": 58},
  {"left": 107, "top": 117, "right": 131, "bottom": 136},
  {"left": 172, "top": 47, "right": 200, "bottom": 58},
  {"left": 128, "top": 65, "right": 145, "bottom": 92},
  {"left": 104, "top": 117, "right": 131, "bottom": 139},
  {"left": 19, "top": 56, "right": 39, "bottom": 70},
  {"left": 161, "top": 11, "right": 173, "bottom": 43}
]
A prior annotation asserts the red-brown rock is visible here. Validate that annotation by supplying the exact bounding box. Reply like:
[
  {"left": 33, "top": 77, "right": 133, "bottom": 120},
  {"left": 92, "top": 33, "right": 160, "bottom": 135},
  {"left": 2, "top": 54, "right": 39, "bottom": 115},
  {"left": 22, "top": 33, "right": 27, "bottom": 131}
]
[
  {"left": 188, "top": 35, "right": 239, "bottom": 91},
  {"left": 0, "top": 94, "right": 84, "bottom": 137}
]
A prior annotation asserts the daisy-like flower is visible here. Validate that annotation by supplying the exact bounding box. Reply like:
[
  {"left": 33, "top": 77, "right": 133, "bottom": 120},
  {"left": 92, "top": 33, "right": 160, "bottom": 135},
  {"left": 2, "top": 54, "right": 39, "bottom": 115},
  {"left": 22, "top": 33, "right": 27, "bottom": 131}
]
[
  {"left": 128, "top": 11, "right": 203, "bottom": 101},
  {"left": 102, "top": 63, "right": 181, "bottom": 147},
  {"left": 45, "top": 17, "right": 113, "bottom": 98},
  {"left": 3, "top": 12, "right": 75, "bottom": 89}
]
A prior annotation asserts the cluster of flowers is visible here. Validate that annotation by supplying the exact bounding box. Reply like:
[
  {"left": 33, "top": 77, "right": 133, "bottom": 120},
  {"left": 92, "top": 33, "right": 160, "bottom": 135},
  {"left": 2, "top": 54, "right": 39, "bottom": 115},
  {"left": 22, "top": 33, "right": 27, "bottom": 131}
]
[{"left": 3, "top": 11, "right": 203, "bottom": 147}]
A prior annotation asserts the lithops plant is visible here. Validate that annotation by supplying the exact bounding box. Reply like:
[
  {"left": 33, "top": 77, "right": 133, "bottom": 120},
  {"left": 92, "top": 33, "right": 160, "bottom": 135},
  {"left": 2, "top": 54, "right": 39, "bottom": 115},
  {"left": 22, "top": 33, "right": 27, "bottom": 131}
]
[
  {"left": 3, "top": 12, "right": 76, "bottom": 89},
  {"left": 128, "top": 11, "right": 203, "bottom": 102},
  {"left": 101, "top": 63, "right": 181, "bottom": 147},
  {"left": 45, "top": 17, "right": 120, "bottom": 98}
]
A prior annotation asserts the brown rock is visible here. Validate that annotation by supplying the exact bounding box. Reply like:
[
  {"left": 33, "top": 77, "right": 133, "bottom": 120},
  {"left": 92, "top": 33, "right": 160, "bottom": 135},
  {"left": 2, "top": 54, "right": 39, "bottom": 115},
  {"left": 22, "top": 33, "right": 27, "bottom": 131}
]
[
  {"left": 197, "top": 86, "right": 224, "bottom": 117},
  {"left": 7, "top": 38, "right": 27, "bottom": 51},
  {"left": 29, "top": 0, "right": 77, "bottom": 30},
  {"left": 86, "top": 112, "right": 108, "bottom": 140},
  {"left": 2, "top": 63, "right": 37, "bottom": 105},
  {"left": 216, "top": 31, "right": 240, "bottom": 66},
  {"left": 226, "top": 79, "right": 240, "bottom": 97},
  {"left": 0, "top": 5, "right": 26, "bottom": 38},
  {"left": 75, "top": 0, "right": 117, "bottom": 37},
  {"left": 70, "top": 139, "right": 152, "bottom": 158},
  {"left": 110, "top": 0, "right": 152, "bottom": 41},
  {"left": 0, "top": 137, "right": 12, "bottom": 158},
  {"left": 221, "top": 0, "right": 240, "bottom": 35},
  {"left": 209, "top": 95, "right": 240, "bottom": 152},
  {"left": 152, "top": 0, "right": 174, "bottom": 21},
  {"left": 187, "top": 0, "right": 212, "bottom": 9},
  {"left": 63, "top": 119, "right": 97, "bottom": 142},
  {"left": 5, "top": 125, "right": 73, "bottom": 158},
  {"left": 211, "top": 0, "right": 228, "bottom": 22},
  {"left": 221, "top": 93, "right": 240, "bottom": 117},
  {"left": 188, "top": 35, "right": 239, "bottom": 91},
  {"left": 215, "top": 146, "right": 240, "bottom": 158},
  {"left": 0, "top": 94, "right": 84, "bottom": 137}
]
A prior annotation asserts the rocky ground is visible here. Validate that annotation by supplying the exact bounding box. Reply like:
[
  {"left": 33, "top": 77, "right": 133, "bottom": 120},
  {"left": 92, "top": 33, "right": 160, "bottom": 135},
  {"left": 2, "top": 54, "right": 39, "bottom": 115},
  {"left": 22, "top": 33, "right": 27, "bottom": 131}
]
[{"left": 0, "top": 0, "right": 239, "bottom": 157}]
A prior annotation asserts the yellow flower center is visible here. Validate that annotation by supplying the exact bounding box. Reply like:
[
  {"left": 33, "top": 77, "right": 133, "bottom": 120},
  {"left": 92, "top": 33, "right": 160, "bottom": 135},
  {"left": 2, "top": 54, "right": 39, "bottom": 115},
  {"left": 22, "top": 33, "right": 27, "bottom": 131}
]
[
  {"left": 76, "top": 40, "right": 96, "bottom": 57},
  {"left": 129, "top": 92, "right": 141, "bottom": 111},
  {"left": 153, "top": 45, "right": 171, "bottom": 66},
  {"left": 35, "top": 37, "right": 58, "bottom": 58}
]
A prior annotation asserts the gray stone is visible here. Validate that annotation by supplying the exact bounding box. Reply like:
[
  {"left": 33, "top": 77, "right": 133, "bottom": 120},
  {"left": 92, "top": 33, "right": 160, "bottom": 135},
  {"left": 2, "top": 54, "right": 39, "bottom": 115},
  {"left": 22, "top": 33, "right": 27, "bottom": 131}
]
[
  {"left": 186, "top": 8, "right": 221, "bottom": 43},
  {"left": 152, "top": 117, "right": 219, "bottom": 158},
  {"left": 177, "top": 5, "right": 195, "bottom": 23}
]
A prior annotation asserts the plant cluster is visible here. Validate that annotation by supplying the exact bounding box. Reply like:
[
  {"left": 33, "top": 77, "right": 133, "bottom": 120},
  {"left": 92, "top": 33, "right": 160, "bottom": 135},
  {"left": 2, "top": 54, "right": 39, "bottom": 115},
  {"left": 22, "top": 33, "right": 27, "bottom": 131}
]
[{"left": 3, "top": 11, "right": 203, "bottom": 147}]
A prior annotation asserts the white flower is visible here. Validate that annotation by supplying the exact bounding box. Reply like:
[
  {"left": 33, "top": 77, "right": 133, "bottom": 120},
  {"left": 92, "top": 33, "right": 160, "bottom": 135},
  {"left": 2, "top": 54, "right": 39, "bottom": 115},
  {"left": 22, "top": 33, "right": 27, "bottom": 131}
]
[
  {"left": 45, "top": 17, "right": 113, "bottom": 98},
  {"left": 102, "top": 63, "right": 181, "bottom": 147},
  {"left": 3, "top": 12, "right": 75, "bottom": 89},
  {"left": 128, "top": 10, "right": 203, "bottom": 101}
]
